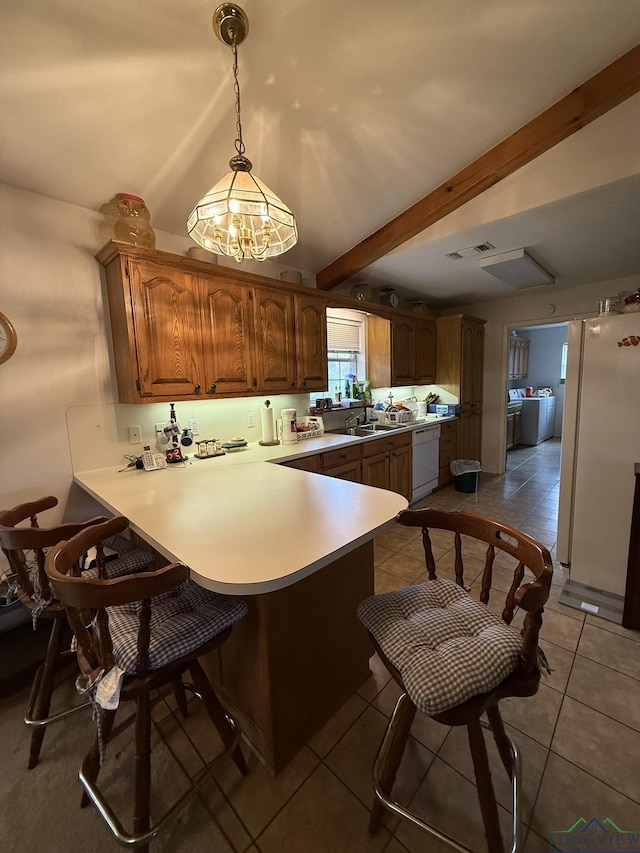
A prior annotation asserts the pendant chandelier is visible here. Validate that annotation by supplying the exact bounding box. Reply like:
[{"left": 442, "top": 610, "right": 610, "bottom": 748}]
[{"left": 187, "top": 4, "right": 297, "bottom": 263}]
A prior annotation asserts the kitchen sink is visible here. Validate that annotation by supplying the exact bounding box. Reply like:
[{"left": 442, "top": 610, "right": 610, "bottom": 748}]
[
  {"left": 328, "top": 422, "right": 405, "bottom": 437},
  {"left": 357, "top": 422, "right": 402, "bottom": 431}
]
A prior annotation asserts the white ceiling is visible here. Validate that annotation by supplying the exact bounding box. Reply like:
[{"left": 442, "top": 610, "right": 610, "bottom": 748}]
[{"left": 1, "top": 1, "right": 640, "bottom": 307}]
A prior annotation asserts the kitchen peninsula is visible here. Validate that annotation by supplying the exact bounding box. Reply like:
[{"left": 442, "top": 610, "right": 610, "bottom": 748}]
[{"left": 72, "top": 431, "right": 407, "bottom": 773}]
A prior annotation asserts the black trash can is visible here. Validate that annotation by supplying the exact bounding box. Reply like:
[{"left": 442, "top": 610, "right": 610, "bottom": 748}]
[{"left": 451, "top": 460, "right": 481, "bottom": 493}]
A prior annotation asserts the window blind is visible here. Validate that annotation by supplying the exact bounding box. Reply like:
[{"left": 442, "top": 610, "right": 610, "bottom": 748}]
[{"left": 327, "top": 318, "right": 361, "bottom": 353}]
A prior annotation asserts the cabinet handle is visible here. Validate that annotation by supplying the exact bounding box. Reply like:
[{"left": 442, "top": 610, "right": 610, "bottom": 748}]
[
  {"left": 194, "top": 384, "right": 201, "bottom": 394},
  {"left": 290, "top": 382, "right": 295, "bottom": 387},
  {"left": 253, "top": 377, "right": 257, "bottom": 387},
  {"left": 208, "top": 383, "right": 217, "bottom": 394},
  {"left": 302, "top": 380, "right": 307, "bottom": 387}
]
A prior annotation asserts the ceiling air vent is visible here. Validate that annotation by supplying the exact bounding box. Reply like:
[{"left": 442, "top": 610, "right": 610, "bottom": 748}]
[{"left": 446, "top": 242, "right": 495, "bottom": 260}]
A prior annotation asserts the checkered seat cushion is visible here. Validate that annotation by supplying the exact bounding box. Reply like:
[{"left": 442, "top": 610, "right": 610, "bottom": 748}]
[
  {"left": 107, "top": 580, "right": 248, "bottom": 674},
  {"left": 357, "top": 578, "right": 524, "bottom": 715},
  {"left": 82, "top": 534, "right": 155, "bottom": 579}
]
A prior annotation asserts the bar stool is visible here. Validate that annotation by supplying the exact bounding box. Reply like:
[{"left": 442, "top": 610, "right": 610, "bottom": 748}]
[
  {"left": 358, "top": 508, "right": 553, "bottom": 853},
  {"left": 0, "top": 496, "right": 109, "bottom": 767},
  {"left": 45, "top": 514, "right": 249, "bottom": 851}
]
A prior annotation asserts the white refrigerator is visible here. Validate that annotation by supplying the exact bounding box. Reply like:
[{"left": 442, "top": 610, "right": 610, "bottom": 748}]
[{"left": 557, "top": 313, "right": 640, "bottom": 607}]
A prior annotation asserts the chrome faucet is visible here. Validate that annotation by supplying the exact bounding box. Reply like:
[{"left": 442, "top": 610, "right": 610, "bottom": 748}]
[{"left": 344, "top": 412, "right": 360, "bottom": 428}]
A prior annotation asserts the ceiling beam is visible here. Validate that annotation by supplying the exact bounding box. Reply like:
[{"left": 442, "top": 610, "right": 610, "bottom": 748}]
[{"left": 316, "top": 43, "right": 640, "bottom": 291}]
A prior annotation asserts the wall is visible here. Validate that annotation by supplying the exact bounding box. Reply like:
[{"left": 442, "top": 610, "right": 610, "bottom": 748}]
[
  {"left": 512, "top": 325, "right": 567, "bottom": 435},
  {"left": 0, "top": 182, "right": 315, "bottom": 563},
  {"left": 452, "top": 273, "right": 640, "bottom": 474}
]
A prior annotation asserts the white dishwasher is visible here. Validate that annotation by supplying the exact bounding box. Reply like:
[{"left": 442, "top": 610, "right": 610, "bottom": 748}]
[{"left": 412, "top": 424, "right": 441, "bottom": 502}]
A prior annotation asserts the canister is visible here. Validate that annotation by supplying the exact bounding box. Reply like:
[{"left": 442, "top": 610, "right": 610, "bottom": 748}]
[{"left": 281, "top": 408, "right": 297, "bottom": 444}]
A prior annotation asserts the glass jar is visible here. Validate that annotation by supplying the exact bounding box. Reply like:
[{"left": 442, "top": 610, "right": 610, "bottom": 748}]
[{"left": 113, "top": 193, "right": 156, "bottom": 248}]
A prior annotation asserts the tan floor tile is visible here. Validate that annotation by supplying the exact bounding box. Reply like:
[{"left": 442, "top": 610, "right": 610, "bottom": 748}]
[
  {"left": 537, "top": 608, "right": 584, "bottom": 652},
  {"left": 577, "top": 622, "right": 640, "bottom": 681},
  {"left": 325, "top": 704, "right": 435, "bottom": 811},
  {"left": 500, "top": 682, "right": 564, "bottom": 747},
  {"left": 376, "top": 551, "right": 427, "bottom": 583},
  {"left": 532, "top": 751, "right": 640, "bottom": 843},
  {"left": 538, "top": 639, "right": 574, "bottom": 694},
  {"left": 523, "top": 829, "right": 561, "bottom": 852},
  {"left": 374, "top": 567, "right": 410, "bottom": 595},
  {"left": 308, "top": 693, "right": 368, "bottom": 758},
  {"left": 374, "top": 542, "right": 396, "bottom": 567},
  {"left": 395, "top": 756, "right": 514, "bottom": 853},
  {"left": 357, "top": 653, "right": 392, "bottom": 702},
  {"left": 198, "top": 777, "right": 254, "bottom": 853},
  {"left": 551, "top": 696, "right": 640, "bottom": 801},
  {"left": 211, "top": 744, "right": 319, "bottom": 839},
  {"left": 437, "top": 720, "right": 547, "bottom": 824},
  {"left": 545, "top": 585, "right": 586, "bottom": 622},
  {"left": 567, "top": 655, "right": 640, "bottom": 731},
  {"left": 585, "top": 613, "right": 640, "bottom": 643},
  {"left": 257, "top": 763, "right": 391, "bottom": 853}
]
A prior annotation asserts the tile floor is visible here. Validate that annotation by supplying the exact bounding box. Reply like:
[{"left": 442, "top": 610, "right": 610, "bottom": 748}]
[{"left": 3, "top": 438, "right": 640, "bottom": 852}]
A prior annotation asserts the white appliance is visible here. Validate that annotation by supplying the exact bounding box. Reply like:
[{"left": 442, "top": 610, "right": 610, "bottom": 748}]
[
  {"left": 520, "top": 396, "right": 556, "bottom": 445},
  {"left": 412, "top": 424, "right": 441, "bottom": 502},
  {"left": 557, "top": 314, "right": 640, "bottom": 614}
]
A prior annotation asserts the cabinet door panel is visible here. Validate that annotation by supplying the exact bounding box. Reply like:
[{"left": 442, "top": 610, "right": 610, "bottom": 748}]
[
  {"left": 362, "top": 453, "right": 390, "bottom": 491},
  {"left": 415, "top": 319, "right": 436, "bottom": 384},
  {"left": 253, "top": 287, "right": 296, "bottom": 392},
  {"left": 390, "top": 446, "right": 412, "bottom": 501},
  {"left": 202, "top": 280, "right": 254, "bottom": 394},
  {"left": 392, "top": 318, "right": 416, "bottom": 386},
  {"left": 323, "top": 460, "right": 361, "bottom": 482},
  {"left": 129, "top": 261, "right": 203, "bottom": 398},
  {"left": 295, "top": 295, "right": 328, "bottom": 391}
]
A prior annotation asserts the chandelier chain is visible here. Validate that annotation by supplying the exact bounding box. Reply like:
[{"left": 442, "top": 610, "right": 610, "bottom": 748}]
[{"left": 231, "top": 41, "right": 245, "bottom": 157}]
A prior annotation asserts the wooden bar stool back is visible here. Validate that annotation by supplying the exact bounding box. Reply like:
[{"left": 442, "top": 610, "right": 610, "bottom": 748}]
[
  {"left": 358, "top": 508, "right": 553, "bottom": 853},
  {"left": 0, "top": 496, "right": 109, "bottom": 768},
  {"left": 45, "top": 514, "right": 249, "bottom": 852}
]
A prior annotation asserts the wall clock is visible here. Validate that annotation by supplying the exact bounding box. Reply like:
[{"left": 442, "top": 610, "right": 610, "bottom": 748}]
[
  {"left": 0, "top": 312, "right": 17, "bottom": 364},
  {"left": 379, "top": 288, "right": 399, "bottom": 308}
]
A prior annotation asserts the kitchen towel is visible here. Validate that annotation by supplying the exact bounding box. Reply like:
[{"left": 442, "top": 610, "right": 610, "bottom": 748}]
[{"left": 260, "top": 406, "right": 275, "bottom": 444}]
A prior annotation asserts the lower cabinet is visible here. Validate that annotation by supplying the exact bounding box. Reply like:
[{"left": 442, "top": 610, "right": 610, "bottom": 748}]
[
  {"left": 319, "top": 444, "right": 362, "bottom": 482},
  {"left": 279, "top": 433, "right": 412, "bottom": 499},
  {"left": 438, "top": 419, "right": 458, "bottom": 487},
  {"left": 361, "top": 432, "right": 412, "bottom": 501}
]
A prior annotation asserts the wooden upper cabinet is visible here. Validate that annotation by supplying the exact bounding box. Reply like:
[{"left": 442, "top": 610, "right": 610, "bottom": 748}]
[
  {"left": 414, "top": 318, "right": 436, "bottom": 384},
  {"left": 128, "top": 260, "right": 204, "bottom": 399},
  {"left": 391, "top": 317, "right": 416, "bottom": 386},
  {"left": 294, "top": 294, "right": 328, "bottom": 391},
  {"left": 201, "top": 279, "right": 254, "bottom": 395},
  {"left": 368, "top": 313, "right": 436, "bottom": 388},
  {"left": 252, "top": 286, "right": 296, "bottom": 392},
  {"left": 436, "top": 314, "right": 485, "bottom": 461}
]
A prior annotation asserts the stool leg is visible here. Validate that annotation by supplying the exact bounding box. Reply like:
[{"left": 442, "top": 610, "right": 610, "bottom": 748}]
[
  {"left": 81, "top": 708, "right": 116, "bottom": 809},
  {"left": 133, "top": 692, "right": 152, "bottom": 853},
  {"left": 487, "top": 705, "right": 514, "bottom": 780},
  {"left": 467, "top": 718, "right": 504, "bottom": 853},
  {"left": 369, "top": 693, "right": 416, "bottom": 835},
  {"left": 27, "top": 616, "right": 62, "bottom": 769},
  {"left": 172, "top": 678, "right": 189, "bottom": 719},
  {"left": 188, "top": 660, "right": 248, "bottom": 776}
]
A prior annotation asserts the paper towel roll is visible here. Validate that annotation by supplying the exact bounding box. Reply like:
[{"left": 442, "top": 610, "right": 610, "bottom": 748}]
[
  {"left": 281, "top": 408, "right": 297, "bottom": 444},
  {"left": 260, "top": 406, "right": 275, "bottom": 443}
]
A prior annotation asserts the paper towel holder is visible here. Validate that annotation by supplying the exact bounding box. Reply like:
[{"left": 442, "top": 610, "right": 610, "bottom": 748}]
[{"left": 259, "top": 399, "right": 280, "bottom": 446}]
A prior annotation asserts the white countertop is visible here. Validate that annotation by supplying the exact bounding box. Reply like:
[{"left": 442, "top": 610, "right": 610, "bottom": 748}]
[{"left": 75, "top": 431, "right": 411, "bottom": 594}]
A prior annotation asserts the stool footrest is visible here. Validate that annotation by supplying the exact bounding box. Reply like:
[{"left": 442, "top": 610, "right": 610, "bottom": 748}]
[
  {"left": 79, "top": 709, "right": 242, "bottom": 849},
  {"left": 372, "top": 694, "right": 523, "bottom": 853}
]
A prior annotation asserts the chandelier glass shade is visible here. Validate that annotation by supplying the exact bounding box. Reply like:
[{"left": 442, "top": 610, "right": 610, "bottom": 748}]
[{"left": 187, "top": 4, "right": 297, "bottom": 263}]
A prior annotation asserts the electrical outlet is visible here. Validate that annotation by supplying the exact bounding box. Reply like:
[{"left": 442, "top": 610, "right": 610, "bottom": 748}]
[
  {"left": 247, "top": 412, "right": 256, "bottom": 428},
  {"left": 189, "top": 418, "right": 200, "bottom": 436},
  {"left": 128, "top": 425, "right": 142, "bottom": 444}
]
